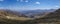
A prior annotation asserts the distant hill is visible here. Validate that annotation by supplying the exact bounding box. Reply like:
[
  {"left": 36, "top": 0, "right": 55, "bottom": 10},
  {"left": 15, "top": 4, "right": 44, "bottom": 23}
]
[
  {"left": 0, "top": 9, "right": 58, "bottom": 24},
  {"left": 28, "top": 8, "right": 60, "bottom": 24},
  {"left": 0, "top": 9, "right": 32, "bottom": 24},
  {"left": 41, "top": 9, "right": 60, "bottom": 19},
  {"left": 20, "top": 9, "right": 56, "bottom": 18},
  {"left": 0, "top": 9, "right": 27, "bottom": 17}
]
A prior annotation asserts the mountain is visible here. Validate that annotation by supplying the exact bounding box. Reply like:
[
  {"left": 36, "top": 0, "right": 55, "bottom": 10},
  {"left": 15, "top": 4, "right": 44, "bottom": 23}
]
[
  {"left": 0, "top": 9, "right": 58, "bottom": 24},
  {"left": 0, "top": 9, "right": 27, "bottom": 17},
  {"left": 0, "top": 9, "right": 32, "bottom": 24},
  {"left": 20, "top": 9, "right": 56, "bottom": 18},
  {"left": 41, "top": 9, "right": 60, "bottom": 19},
  {"left": 27, "top": 8, "right": 60, "bottom": 24}
]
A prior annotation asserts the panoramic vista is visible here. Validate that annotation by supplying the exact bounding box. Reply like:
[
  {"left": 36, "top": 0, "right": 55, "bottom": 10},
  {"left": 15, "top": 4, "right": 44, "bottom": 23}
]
[{"left": 0, "top": 0, "right": 60, "bottom": 24}]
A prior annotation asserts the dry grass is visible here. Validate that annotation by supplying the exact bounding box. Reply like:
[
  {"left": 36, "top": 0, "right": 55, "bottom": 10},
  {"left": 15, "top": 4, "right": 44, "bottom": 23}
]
[{"left": 6, "top": 16, "right": 32, "bottom": 21}]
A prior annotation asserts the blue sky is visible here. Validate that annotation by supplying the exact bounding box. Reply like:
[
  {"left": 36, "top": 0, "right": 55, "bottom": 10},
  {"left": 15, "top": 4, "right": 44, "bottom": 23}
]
[{"left": 0, "top": 0, "right": 60, "bottom": 10}]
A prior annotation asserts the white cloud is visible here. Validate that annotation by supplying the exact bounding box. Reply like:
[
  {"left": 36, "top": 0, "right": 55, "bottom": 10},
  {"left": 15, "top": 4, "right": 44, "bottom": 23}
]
[
  {"left": 0, "top": 0, "right": 4, "bottom": 1},
  {"left": 55, "top": 6, "right": 59, "bottom": 7},
  {"left": 17, "top": 0, "right": 19, "bottom": 1},
  {"left": 25, "top": 0, "right": 28, "bottom": 2},
  {"left": 20, "top": 0, "right": 23, "bottom": 2},
  {"left": 17, "top": 0, "right": 28, "bottom": 2},
  {"left": 17, "top": 0, "right": 23, "bottom": 2},
  {"left": 35, "top": 2, "right": 40, "bottom": 4}
]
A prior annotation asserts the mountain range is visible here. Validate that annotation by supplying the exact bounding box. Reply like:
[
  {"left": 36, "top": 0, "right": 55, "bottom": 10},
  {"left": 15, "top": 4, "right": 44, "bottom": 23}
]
[
  {"left": 27, "top": 8, "right": 60, "bottom": 24},
  {"left": 20, "top": 9, "right": 56, "bottom": 18},
  {"left": 0, "top": 9, "right": 59, "bottom": 24}
]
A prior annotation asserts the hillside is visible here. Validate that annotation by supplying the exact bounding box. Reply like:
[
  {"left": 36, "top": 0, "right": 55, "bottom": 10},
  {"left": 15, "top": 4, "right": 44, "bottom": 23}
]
[
  {"left": 29, "top": 9, "right": 60, "bottom": 24},
  {"left": 0, "top": 9, "right": 32, "bottom": 24},
  {"left": 21, "top": 9, "right": 56, "bottom": 18},
  {"left": 0, "top": 9, "right": 59, "bottom": 24}
]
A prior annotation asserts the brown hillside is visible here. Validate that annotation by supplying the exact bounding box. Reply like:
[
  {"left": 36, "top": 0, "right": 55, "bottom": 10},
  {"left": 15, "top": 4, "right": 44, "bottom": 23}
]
[
  {"left": 0, "top": 9, "right": 32, "bottom": 24},
  {"left": 27, "top": 9, "right": 60, "bottom": 24}
]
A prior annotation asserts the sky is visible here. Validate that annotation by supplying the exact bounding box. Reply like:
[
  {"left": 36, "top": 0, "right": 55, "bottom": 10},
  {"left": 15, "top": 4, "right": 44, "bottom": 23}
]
[{"left": 0, "top": 0, "right": 60, "bottom": 10}]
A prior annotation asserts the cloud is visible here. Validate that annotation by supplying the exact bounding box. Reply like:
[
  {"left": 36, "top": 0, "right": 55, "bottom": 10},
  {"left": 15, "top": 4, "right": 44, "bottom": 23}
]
[
  {"left": 17, "top": 0, "right": 28, "bottom": 2},
  {"left": 25, "top": 0, "right": 28, "bottom": 2},
  {"left": 17, "top": 0, "right": 23, "bottom": 2},
  {"left": 0, "top": 0, "right": 4, "bottom": 1},
  {"left": 17, "top": 0, "right": 19, "bottom": 1},
  {"left": 55, "top": 6, "right": 59, "bottom": 7},
  {"left": 35, "top": 2, "right": 40, "bottom": 4},
  {"left": 20, "top": 0, "right": 23, "bottom": 2}
]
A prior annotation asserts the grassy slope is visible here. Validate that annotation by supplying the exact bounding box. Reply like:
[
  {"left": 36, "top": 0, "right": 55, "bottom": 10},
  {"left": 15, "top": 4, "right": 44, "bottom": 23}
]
[
  {"left": 0, "top": 10, "right": 33, "bottom": 24},
  {"left": 0, "top": 9, "right": 60, "bottom": 24}
]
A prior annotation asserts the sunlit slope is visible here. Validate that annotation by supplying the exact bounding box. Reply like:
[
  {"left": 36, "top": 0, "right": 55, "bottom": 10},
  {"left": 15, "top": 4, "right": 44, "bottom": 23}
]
[
  {"left": 0, "top": 10, "right": 32, "bottom": 21},
  {"left": 29, "top": 9, "right": 60, "bottom": 24},
  {"left": 0, "top": 9, "right": 33, "bottom": 24}
]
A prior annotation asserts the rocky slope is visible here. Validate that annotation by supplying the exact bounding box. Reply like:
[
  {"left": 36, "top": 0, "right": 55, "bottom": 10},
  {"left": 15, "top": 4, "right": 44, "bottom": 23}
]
[
  {"left": 0, "top": 9, "right": 59, "bottom": 24},
  {"left": 0, "top": 9, "right": 32, "bottom": 24},
  {"left": 29, "top": 9, "right": 60, "bottom": 24}
]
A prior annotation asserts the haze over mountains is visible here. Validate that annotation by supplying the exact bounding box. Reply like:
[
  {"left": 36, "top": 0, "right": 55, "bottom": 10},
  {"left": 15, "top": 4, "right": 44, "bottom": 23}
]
[
  {"left": 31, "top": 8, "right": 60, "bottom": 24},
  {"left": 0, "top": 9, "right": 60, "bottom": 24},
  {"left": 0, "top": 9, "right": 33, "bottom": 24},
  {"left": 20, "top": 9, "right": 56, "bottom": 18}
]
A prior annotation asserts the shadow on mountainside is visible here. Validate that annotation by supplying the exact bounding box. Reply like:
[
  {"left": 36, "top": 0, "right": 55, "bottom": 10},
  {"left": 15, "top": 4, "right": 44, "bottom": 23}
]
[
  {"left": 0, "top": 9, "right": 60, "bottom": 24},
  {"left": 0, "top": 9, "right": 32, "bottom": 24},
  {"left": 29, "top": 8, "right": 60, "bottom": 24}
]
